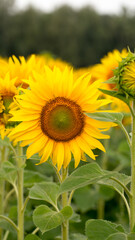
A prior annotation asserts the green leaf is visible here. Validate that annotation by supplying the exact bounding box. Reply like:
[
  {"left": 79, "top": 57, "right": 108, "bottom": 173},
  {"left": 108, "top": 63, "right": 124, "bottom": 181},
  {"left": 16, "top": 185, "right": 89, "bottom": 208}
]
[
  {"left": 70, "top": 233, "right": 87, "bottom": 240},
  {"left": 59, "top": 163, "right": 115, "bottom": 194},
  {"left": 70, "top": 212, "right": 81, "bottom": 222},
  {"left": 106, "top": 233, "right": 127, "bottom": 240},
  {"left": 0, "top": 218, "right": 16, "bottom": 233},
  {"left": 24, "top": 235, "right": 41, "bottom": 240},
  {"left": 0, "top": 162, "right": 17, "bottom": 184},
  {"left": 99, "top": 171, "right": 131, "bottom": 194},
  {"left": 86, "top": 112, "right": 124, "bottom": 124},
  {"left": 85, "top": 219, "right": 121, "bottom": 240},
  {"left": 24, "top": 170, "right": 52, "bottom": 187},
  {"left": 33, "top": 205, "right": 73, "bottom": 233},
  {"left": 29, "top": 182, "right": 59, "bottom": 208},
  {"left": 99, "top": 88, "right": 130, "bottom": 106},
  {"left": 128, "top": 233, "right": 135, "bottom": 240}
]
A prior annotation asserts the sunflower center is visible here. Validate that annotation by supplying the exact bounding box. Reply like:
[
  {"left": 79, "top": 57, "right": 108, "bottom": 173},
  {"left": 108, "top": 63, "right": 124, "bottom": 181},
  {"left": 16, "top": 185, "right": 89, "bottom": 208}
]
[{"left": 41, "top": 97, "right": 85, "bottom": 141}]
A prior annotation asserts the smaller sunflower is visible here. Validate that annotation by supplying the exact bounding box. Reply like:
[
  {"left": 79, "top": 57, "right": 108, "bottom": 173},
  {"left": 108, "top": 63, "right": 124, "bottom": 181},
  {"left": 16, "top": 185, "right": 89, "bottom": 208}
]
[
  {"left": 9, "top": 66, "right": 116, "bottom": 170},
  {"left": 92, "top": 49, "right": 128, "bottom": 90},
  {"left": 90, "top": 49, "right": 130, "bottom": 121},
  {"left": 115, "top": 51, "right": 135, "bottom": 98},
  {"left": 0, "top": 73, "right": 18, "bottom": 139}
]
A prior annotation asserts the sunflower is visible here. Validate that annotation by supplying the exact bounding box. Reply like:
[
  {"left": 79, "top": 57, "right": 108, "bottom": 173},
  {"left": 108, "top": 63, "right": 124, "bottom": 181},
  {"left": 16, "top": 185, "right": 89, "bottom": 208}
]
[
  {"left": 9, "top": 67, "right": 116, "bottom": 170},
  {"left": 113, "top": 51, "right": 135, "bottom": 98},
  {"left": 92, "top": 49, "right": 128, "bottom": 90},
  {"left": 0, "top": 73, "right": 18, "bottom": 139},
  {"left": 91, "top": 49, "right": 131, "bottom": 122},
  {"left": 0, "top": 54, "right": 71, "bottom": 89}
]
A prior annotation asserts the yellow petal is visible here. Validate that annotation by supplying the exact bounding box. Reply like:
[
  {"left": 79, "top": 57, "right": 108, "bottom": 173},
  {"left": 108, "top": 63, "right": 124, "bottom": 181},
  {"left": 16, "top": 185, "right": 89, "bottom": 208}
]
[
  {"left": 63, "top": 142, "right": 72, "bottom": 169},
  {"left": 75, "top": 136, "right": 95, "bottom": 160},
  {"left": 69, "top": 140, "right": 81, "bottom": 168},
  {"left": 39, "top": 140, "right": 54, "bottom": 164},
  {"left": 26, "top": 134, "right": 48, "bottom": 159},
  {"left": 54, "top": 142, "right": 65, "bottom": 171}
]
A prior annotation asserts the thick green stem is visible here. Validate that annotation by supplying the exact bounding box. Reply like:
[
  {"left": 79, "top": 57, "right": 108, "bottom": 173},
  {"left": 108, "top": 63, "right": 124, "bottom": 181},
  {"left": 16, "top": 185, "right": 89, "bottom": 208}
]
[
  {"left": 130, "top": 100, "right": 135, "bottom": 232},
  {"left": 0, "top": 146, "right": 6, "bottom": 239},
  {"left": 97, "top": 139, "right": 109, "bottom": 219},
  {"left": 17, "top": 145, "right": 24, "bottom": 240},
  {"left": 61, "top": 168, "right": 68, "bottom": 240}
]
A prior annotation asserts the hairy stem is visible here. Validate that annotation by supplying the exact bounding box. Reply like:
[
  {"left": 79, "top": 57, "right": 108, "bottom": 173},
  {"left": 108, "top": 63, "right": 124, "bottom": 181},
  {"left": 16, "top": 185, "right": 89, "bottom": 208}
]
[
  {"left": 0, "top": 146, "right": 6, "bottom": 239},
  {"left": 16, "top": 145, "right": 24, "bottom": 240},
  {"left": 97, "top": 139, "right": 109, "bottom": 219},
  {"left": 130, "top": 100, "right": 135, "bottom": 231},
  {"left": 61, "top": 167, "right": 69, "bottom": 240}
]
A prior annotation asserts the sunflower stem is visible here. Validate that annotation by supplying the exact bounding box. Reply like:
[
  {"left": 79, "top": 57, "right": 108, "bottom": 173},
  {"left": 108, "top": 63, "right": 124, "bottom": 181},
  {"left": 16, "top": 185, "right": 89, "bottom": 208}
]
[
  {"left": 130, "top": 100, "right": 135, "bottom": 232},
  {"left": 0, "top": 146, "right": 6, "bottom": 239},
  {"left": 16, "top": 144, "right": 24, "bottom": 240},
  {"left": 61, "top": 167, "right": 69, "bottom": 240},
  {"left": 97, "top": 138, "right": 109, "bottom": 219}
]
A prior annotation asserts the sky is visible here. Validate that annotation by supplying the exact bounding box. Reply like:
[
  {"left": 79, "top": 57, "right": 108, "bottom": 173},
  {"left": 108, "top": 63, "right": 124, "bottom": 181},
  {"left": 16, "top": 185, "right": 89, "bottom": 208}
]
[{"left": 15, "top": 0, "right": 135, "bottom": 14}]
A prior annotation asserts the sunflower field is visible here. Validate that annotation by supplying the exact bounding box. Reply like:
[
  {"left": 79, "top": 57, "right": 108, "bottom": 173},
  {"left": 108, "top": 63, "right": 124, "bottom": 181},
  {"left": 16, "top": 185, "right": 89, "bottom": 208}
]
[{"left": 0, "top": 46, "right": 135, "bottom": 240}]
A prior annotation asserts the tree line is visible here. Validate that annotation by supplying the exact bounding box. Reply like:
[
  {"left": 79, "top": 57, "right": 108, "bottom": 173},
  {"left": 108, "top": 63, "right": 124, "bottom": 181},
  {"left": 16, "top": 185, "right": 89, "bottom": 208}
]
[{"left": 0, "top": 0, "right": 135, "bottom": 68}]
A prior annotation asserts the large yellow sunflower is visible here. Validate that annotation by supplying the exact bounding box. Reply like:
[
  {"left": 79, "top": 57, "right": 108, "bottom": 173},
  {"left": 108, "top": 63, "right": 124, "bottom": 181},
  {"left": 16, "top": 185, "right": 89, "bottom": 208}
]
[{"left": 9, "top": 67, "right": 116, "bottom": 170}]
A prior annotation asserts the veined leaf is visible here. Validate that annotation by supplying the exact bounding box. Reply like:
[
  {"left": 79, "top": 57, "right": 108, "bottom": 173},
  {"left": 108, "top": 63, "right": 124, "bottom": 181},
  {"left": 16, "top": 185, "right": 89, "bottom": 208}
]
[
  {"left": 59, "top": 163, "right": 116, "bottom": 194},
  {"left": 0, "top": 161, "right": 17, "bottom": 184},
  {"left": 29, "top": 182, "right": 59, "bottom": 208},
  {"left": 33, "top": 205, "right": 73, "bottom": 233},
  {"left": 106, "top": 233, "right": 127, "bottom": 240},
  {"left": 85, "top": 219, "right": 125, "bottom": 240},
  {"left": 86, "top": 112, "right": 124, "bottom": 124},
  {"left": 24, "top": 235, "right": 41, "bottom": 240},
  {"left": 99, "top": 88, "right": 130, "bottom": 106},
  {"left": 24, "top": 170, "right": 52, "bottom": 187}
]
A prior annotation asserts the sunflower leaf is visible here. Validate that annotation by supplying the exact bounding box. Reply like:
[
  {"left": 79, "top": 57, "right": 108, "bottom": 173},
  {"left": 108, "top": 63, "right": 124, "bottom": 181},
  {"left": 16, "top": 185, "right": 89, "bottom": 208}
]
[
  {"left": 106, "top": 233, "right": 127, "bottom": 240},
  {"left": 29, "top": 182, "right": 59, "bottom": 208},
  {"left": 24, "top": 235, "right": 41, "bottom": 240},
  {"left": 70, "top": 233, "right": 87, "bottom": 240},
  {"left": 59, "top": 163, "right": 115, "bottom": 194},
  {"left": 86, "top": 112, "right": 124, "bottom": 124},
  {"left": 98, "top": 88, "right": 130, "bottom": 106},
  {"left": 85, "top": 219, "right": 125, "bottom": 240},
  {"left": 99, "top": 171, "right": 131, "bottom": 194},
  {"left": 128, "top": 233, "right": 135, "bottom": 240},
  {"left": 24, "top": 170, "right": 52, "bottom": 187},
  {"left": 0, "top": 161, "right": 17, "bottom": 185},
  {"left": 59, "top": 163, "right": 130, "bottom": 195},
  {"left": 33, "top": 205, "right": 73, "bottom": 233}
]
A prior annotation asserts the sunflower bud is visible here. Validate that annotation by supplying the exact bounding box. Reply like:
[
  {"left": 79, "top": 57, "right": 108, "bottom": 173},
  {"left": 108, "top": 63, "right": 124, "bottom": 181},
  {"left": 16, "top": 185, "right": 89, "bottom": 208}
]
[{"left": 114, "top": 50, "right": 135, "bottom": 98}]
